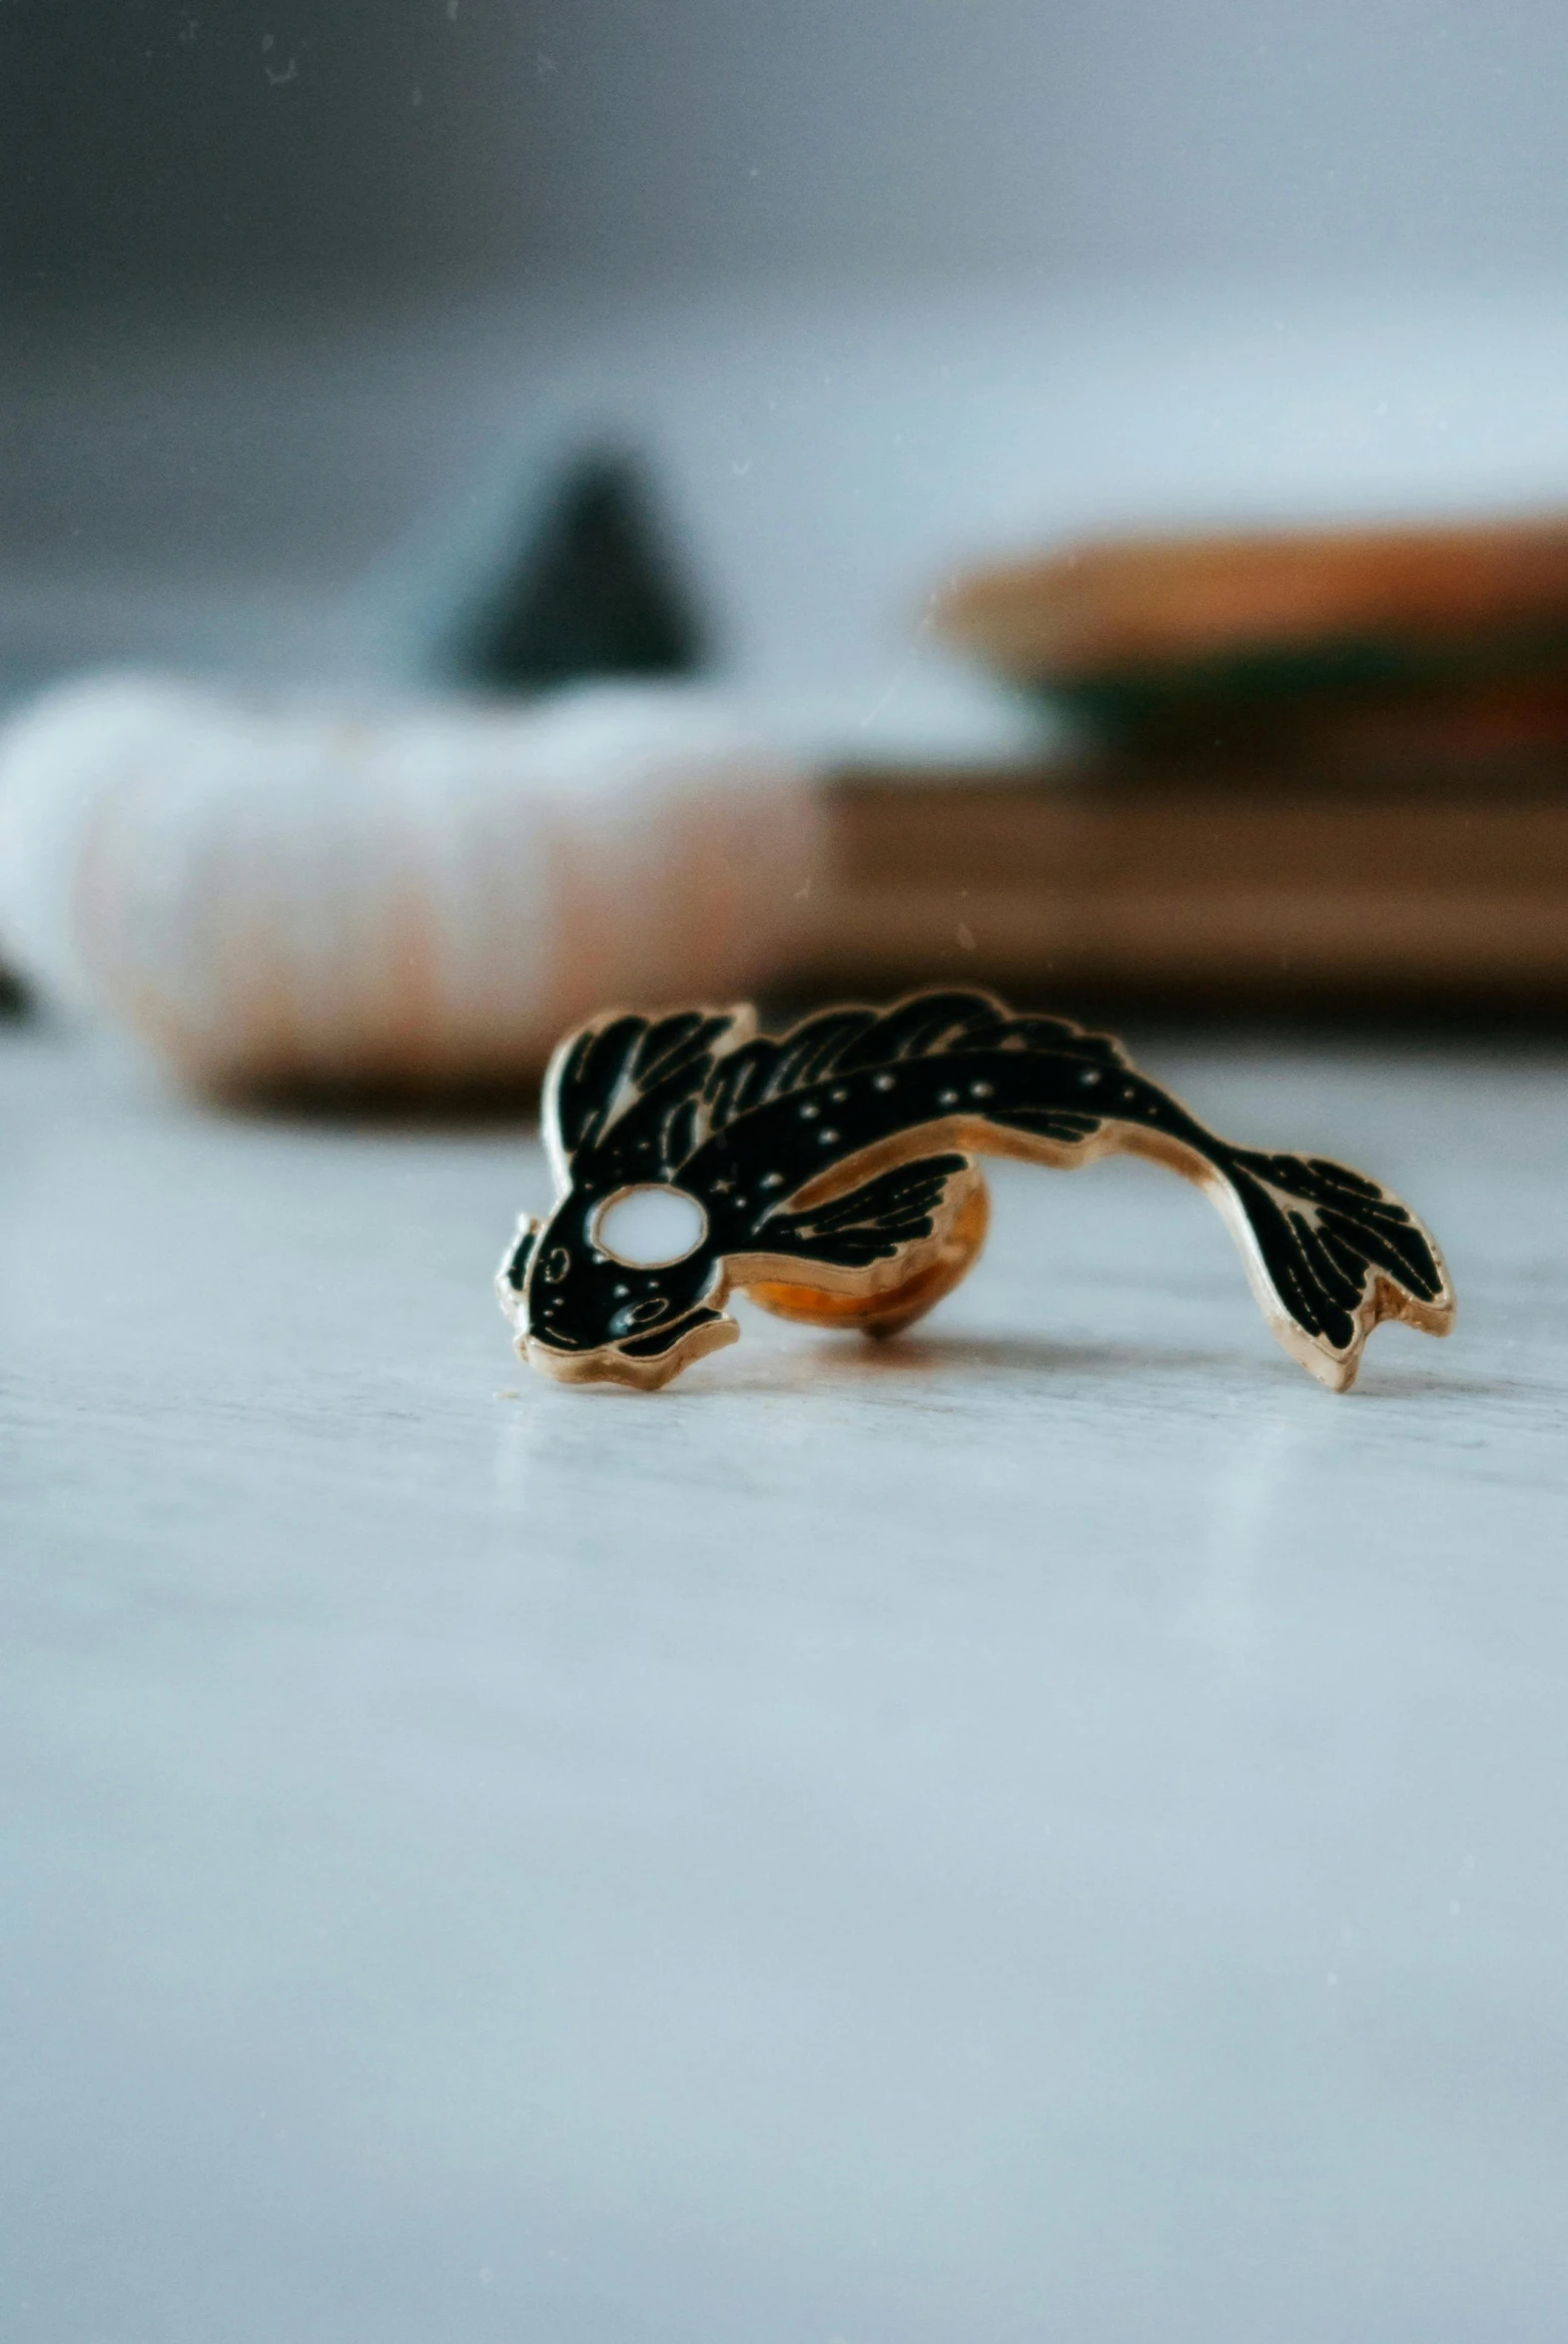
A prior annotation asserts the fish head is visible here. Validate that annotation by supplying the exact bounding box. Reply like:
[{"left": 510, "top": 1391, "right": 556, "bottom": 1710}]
[{"left": 510, "top": 1179, "right": 739, "bottom": 1388}]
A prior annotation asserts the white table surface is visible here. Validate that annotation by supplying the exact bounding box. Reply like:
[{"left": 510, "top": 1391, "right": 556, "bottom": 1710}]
[{"left": 3, "top": 1017, "right": 1566, "bottom": 2342}]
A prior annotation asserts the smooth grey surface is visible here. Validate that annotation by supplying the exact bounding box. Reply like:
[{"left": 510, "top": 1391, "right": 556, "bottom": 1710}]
[
  {"left": 9, "top": 0, "right": 1568, "bottom": 300},
  {"left": 502, "top": 0, "right": 1568, "bottom": 282},
  {"left": 3, "top": 1021, "right": 1566, "bottom": 2339}
]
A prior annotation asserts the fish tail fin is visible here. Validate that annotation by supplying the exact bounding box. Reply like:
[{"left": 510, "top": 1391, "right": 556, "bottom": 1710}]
[{"left": 1211, "top": 1145, "right": 1453, "bottom": 1391}]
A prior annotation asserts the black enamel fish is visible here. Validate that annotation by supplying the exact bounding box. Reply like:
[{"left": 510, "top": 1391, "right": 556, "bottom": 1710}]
[{"left": 497, "top": 988, "right": 1453, "bottom": 1391}]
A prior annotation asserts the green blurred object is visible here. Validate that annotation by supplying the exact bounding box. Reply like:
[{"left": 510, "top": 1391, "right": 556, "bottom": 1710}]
[{"left": 443, "top": 450, "right": 709, "bottom": 693}]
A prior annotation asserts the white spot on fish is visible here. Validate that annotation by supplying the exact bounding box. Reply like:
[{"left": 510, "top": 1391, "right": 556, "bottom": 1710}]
[
  {"left": 595, "top": 1186, "right": 707, "bottom": 1266},
  {"left": 873, "top": 1072, "right": 896, "bottom": 1091},
  {"left": 819, "top": 1128, "right": 840, "bottom": 1145},
  {"left": 971, "top": 1080, "right": 994, "bottom": 1099},
  {"left": 799, "top": 1102, "right": 820, "bottom": 1120}
]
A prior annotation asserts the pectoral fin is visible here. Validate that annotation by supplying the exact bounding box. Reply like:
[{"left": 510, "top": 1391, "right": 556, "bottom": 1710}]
[
  {"left": 735, "top": 1154, "right": 988, "bottom": 1337},
  {"left": 757, "top": 1154, "right": 971, "bottom": 1266}
]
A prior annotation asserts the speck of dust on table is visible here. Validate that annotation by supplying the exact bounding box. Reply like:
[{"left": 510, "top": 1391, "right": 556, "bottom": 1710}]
[{"left": 2, "top": 1018, "right": 1566, "bottom": 2344}]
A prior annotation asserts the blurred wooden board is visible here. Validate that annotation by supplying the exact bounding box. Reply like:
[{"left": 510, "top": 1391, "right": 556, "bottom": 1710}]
[
  {"left": 935, "top": 518, "right": 1568, "bottom": 758},
  {"left": 939, "top": 519, "right": 1568, "bottom": 677},
  {"left": 807, "top": 766, "right": 1568, "bottom": 1007}
]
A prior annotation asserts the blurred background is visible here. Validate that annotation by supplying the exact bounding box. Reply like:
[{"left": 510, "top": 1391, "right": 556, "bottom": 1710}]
[
  {"left": 8, "top": 0, "right": 1568, "bottom": 702},
  {"left": 15, "top": 18, "right": 1568, "bottom": 2343},
  {"left": 9, "top": 0, "right": 1568, "bottom": 1071}
]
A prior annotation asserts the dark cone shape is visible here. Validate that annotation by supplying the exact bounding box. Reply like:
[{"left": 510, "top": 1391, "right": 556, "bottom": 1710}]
[{"left": 450, "top": 451, "right": 708, "bottom": 692}]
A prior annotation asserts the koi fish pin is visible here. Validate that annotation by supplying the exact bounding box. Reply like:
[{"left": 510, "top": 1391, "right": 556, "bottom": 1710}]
[{"left": 497, "top": 989, "right": 1453, "bottom": 1392}]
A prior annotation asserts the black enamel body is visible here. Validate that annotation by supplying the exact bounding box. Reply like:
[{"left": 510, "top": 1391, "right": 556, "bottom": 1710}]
[{"left": 500, "top": 989, "right": 1452, "bottom": 1389}]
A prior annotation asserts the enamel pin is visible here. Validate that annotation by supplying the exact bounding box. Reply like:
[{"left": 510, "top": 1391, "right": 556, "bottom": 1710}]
[{"left": 497, "top": 989, "right": 1453, "bottom": 1392}]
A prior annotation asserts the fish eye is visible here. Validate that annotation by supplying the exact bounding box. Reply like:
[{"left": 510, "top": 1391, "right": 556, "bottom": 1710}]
[{"left": 593, "top": 1184, "right": 708, "bottom": 1267}]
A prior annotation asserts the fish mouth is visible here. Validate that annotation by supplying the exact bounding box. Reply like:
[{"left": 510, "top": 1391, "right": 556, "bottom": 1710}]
[{"left": 526, "top": 1304, "right": 738, "bottom": 1391}]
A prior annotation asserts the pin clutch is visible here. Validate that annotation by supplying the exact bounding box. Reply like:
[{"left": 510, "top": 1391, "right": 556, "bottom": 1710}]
[{"left": 497, "top": 989, "right": 1453, "bottom": 1392}]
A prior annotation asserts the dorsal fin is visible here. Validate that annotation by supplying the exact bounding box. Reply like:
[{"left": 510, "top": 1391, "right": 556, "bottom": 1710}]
[
  {"left": 702, "top": 989, "right": 1126, "bottom": 1136},
  {"left": 543, "top": 1006, "right": 753, "bottom": 1180}
]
